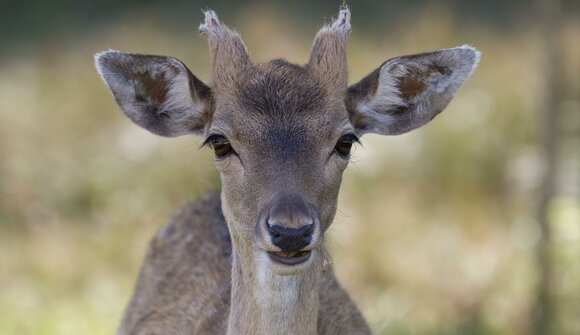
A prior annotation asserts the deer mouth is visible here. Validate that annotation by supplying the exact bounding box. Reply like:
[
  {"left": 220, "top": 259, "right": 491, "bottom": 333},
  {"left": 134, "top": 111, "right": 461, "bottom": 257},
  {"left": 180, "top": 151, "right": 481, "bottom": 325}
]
[{"left": 268, "top": 250, "right": 311, "bottom": 265}]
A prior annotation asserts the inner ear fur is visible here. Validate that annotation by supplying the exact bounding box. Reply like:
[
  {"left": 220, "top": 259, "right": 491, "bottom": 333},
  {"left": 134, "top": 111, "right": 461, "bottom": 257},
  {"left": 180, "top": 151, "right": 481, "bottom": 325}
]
[
  {"left": 347, "top": 45, "right": 480, "bottom": 136},
  {"left": 95, "top": 50, "right": 212, "bottom": 137}
]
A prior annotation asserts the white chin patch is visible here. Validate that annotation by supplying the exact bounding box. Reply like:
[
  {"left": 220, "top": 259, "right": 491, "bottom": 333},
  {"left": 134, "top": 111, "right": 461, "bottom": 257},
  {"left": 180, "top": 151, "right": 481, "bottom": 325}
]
[{"left": 254, "top": 251, "right": 311, "bottom": 318}]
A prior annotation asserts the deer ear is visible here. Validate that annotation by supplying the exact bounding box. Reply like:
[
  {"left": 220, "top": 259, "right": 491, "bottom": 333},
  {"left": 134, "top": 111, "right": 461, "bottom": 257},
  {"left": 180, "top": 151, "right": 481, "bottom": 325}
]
[
  {"left": 346, "top": 45, "right": 480, "bottom": 136},
  {"left": 95, "top": 50, "right": 212, "bottom": 137}
]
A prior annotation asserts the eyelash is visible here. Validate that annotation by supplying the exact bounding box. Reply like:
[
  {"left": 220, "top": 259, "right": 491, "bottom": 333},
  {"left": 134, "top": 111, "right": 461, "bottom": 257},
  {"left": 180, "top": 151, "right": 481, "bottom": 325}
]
[
  {"left": 334, "top": 134, "right": 359, "bottom": 158},
  {"left": 203, "top": 134, "right": 234, "bottom": 158}
]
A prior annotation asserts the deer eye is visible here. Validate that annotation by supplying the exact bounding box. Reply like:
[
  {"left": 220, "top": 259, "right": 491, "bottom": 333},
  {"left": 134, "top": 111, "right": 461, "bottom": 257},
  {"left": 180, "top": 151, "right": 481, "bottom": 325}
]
[
  {"left": 205, "top": 135, "right": 233, "bottom": 158},
  {"left": 334, "top": 134, "right": 358, "bottom": 157}
]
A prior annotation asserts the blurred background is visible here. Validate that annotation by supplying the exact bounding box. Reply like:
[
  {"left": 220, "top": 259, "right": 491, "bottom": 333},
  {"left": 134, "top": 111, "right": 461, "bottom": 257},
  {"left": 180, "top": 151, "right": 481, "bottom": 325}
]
[{"left": 0, "top": 0, "right": 578, "bottom": 334}]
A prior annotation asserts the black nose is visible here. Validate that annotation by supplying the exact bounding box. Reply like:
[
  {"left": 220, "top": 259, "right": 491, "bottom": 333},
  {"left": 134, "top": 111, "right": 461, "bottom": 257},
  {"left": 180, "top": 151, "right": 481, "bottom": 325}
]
[{"left": 268, "top": 223, "right": 313, "bottom": 252}]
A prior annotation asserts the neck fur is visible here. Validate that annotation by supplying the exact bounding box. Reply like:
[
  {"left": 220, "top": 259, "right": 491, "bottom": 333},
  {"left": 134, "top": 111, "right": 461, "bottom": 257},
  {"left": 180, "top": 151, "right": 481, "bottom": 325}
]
[{"left": 226, "top": 234, "right": 321, "bottom": 335}]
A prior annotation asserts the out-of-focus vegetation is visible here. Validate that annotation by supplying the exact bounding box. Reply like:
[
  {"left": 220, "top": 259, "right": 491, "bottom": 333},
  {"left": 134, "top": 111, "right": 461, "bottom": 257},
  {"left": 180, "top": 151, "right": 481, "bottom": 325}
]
[{"left": 0, "top": 1, "right": 578, "bottom": 334}]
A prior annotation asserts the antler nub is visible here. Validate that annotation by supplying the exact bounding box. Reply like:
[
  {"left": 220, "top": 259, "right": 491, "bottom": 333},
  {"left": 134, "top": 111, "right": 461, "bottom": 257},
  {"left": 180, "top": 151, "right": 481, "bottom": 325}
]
[
  {"left": 199, "top": 10, "right": 251, "bottom": 90},
  {"left": 307, "top": 8, "right": 352, "bottom": 94}
]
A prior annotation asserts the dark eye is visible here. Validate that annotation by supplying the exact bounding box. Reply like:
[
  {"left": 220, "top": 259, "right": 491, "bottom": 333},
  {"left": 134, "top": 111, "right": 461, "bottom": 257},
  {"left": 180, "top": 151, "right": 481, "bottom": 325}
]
[
  {"left": 335, "top": 134, "right": 358, "bottom": 157},
  {"left": 205, "top": 135, "right": 233, "bottom": 158}
]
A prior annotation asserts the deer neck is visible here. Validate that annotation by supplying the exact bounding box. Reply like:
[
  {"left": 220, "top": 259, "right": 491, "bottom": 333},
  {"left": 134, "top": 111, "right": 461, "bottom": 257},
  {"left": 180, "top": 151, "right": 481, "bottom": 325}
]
[{"left": 226, "top": 233, "right": 321, "bottom": 335}]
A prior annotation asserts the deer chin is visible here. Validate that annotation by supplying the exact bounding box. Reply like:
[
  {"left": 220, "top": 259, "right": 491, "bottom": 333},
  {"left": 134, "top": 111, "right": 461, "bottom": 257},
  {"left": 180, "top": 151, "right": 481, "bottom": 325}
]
[{"left": 257, "top": 249, "right": 317, "bottom": 276}]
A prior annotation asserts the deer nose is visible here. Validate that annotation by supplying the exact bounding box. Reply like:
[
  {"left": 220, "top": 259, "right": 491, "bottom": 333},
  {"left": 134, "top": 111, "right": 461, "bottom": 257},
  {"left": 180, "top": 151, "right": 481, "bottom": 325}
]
[
  {"left": 262, "top": 194, "right": 318, "bottom": 252},
  {"left": 267, "top": 222, "right": 313, "bottom": 252}
]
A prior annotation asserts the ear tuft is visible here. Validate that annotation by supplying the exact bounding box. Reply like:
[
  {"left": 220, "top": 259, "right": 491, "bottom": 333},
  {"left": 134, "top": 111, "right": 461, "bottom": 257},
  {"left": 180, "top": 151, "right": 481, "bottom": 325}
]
[
  {"left": 198, "top": 10, "right": 223, "bottom": 36},
  {"left": 326, "top": 8, "right": 351, "bottom": 34}
]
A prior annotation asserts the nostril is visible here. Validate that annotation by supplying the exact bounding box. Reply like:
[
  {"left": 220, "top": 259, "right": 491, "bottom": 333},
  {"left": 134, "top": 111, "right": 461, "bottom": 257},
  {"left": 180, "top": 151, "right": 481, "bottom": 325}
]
[
  {"left": 267, "top": 224, "right": 282, "bottom": 238},
  {"left": 302, "top": 224, "right": 313, "bottom": 237}
]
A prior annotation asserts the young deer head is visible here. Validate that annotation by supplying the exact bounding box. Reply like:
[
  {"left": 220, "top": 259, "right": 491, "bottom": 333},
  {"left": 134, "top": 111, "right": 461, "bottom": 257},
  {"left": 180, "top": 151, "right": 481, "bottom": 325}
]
[{"left": 96, "top": 8, "right": 479, "bottom": 333}]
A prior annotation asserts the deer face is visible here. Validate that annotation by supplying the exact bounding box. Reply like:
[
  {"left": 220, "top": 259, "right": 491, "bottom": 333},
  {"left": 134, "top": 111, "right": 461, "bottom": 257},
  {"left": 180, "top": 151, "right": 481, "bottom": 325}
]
[
  {"left": 209, "top": 61, "right": 352, "bottom": 271},
  {"left": 95, "top": 9, "right": 479, "bottom": 275}
]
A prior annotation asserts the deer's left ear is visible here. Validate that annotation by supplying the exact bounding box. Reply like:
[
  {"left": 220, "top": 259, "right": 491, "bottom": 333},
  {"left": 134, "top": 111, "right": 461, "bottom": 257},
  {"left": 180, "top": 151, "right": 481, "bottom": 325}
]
[{"left": 346, "top": 45, "right": 480, "bottom": 136}]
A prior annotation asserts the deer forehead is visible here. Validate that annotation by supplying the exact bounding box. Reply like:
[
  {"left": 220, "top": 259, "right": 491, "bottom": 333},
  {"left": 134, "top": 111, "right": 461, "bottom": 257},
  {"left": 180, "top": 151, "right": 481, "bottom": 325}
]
[{"left": 209, "top": 60, "right": 351, "bottom": 148}]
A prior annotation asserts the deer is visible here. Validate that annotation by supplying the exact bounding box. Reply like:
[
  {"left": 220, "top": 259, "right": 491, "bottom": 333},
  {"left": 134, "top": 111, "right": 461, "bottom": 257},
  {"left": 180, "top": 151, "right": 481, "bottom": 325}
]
[{"left": 94, "top": 8, "right": 480, "bottom": 335}]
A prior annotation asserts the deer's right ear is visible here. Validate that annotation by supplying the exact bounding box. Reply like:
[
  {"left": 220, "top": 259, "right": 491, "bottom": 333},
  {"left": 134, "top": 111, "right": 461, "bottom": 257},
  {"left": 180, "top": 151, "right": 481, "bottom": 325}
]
[{"left": 95, "top": 50, "right": 212, "bottom": 137}]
